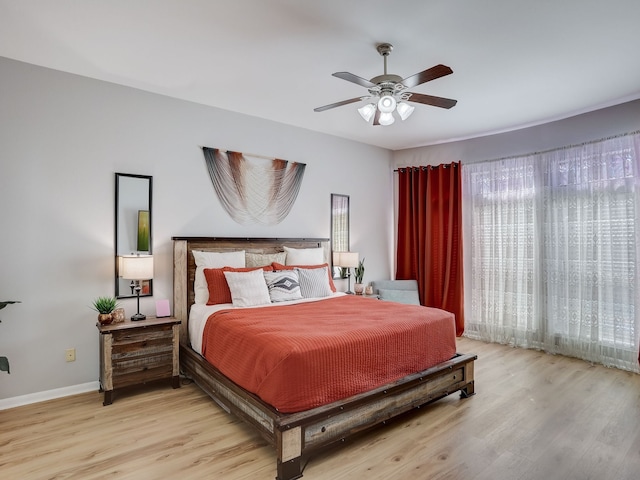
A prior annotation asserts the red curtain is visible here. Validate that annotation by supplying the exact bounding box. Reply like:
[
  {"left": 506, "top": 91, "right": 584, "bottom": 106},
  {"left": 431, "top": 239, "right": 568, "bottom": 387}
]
[{"left": 396, "top": 162, "right": 464, "bottom": 336}]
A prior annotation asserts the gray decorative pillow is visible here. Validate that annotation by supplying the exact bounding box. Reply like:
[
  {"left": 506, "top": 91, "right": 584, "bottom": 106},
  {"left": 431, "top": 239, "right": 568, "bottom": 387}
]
[
  {"left": 263, "top": 270, "right": 302, "bottom": 302},
  {"left": 246, "top": 251, "right": 287, "bottom": 268},
  {"left": 296, "top": 266, "right": 333, "bottom": 298},
  {"left": 378, "top": 288, "right": 421, "bottom": 305}
]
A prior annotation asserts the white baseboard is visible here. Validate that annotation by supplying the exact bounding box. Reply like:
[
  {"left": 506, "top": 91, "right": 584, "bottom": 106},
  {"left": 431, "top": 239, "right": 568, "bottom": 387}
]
[{"left": 0, "top": 381, "right": 100, "bottom": 410}]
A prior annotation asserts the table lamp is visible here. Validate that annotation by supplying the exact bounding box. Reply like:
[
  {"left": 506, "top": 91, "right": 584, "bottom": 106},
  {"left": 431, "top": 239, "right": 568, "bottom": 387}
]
[
  {"left": 333, "top": 251, "right": 359, "bottom": 294},
  {"left": 119, "top": 254, "right": 154, "bottom": 320}
]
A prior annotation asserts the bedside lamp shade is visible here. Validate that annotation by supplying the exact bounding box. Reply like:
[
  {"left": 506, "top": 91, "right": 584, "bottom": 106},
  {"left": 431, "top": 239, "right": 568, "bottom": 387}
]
[
  {"left": 120, "top": 255, "right": 154, "bottom": 280},
  {"left": 334, "top": 251, "right": 359, "bottom": 268},
  {"left": 118, "top": 255, "right": 153, "bottom": 320},
  {"left": 333, "top": 251, "right": 359, "bottom": 294}
]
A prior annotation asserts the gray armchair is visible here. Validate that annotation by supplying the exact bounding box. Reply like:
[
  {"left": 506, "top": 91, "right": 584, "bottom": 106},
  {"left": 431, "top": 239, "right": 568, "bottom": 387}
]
[{"left": 370, "top": 280, "right": 421, "bottom": 305}]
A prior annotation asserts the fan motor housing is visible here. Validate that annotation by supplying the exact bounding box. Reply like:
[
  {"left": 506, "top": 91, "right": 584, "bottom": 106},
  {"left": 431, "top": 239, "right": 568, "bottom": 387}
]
[{"left": 370, "top": 74, "right": 403, "bottom": 85}]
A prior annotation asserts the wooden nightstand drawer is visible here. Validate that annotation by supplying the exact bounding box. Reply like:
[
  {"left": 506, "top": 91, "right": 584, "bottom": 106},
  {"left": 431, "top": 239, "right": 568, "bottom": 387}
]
[
  {"left": 98, "top": 317, "right": 180, "bottom": 405},
  {"left": 111, "top": 324, "right": 174, "bottom": 346},
  {"left": 112, "top": 359, "right": 174, "bottom": 388},
  {"left": 111, "top": 326, "right": 174, "bottom": 360},
  {"left": 111, "top": 339, "right": 174, "bottom": 360}
]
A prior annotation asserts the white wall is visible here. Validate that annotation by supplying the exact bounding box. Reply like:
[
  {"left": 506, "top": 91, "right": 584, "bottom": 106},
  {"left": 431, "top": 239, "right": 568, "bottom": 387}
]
[
  {"left": 393, "top": 99, "right": 640, "bottom": 167},
  {"left": 0, "top": 57, "right": 393, "bottom": 401}
]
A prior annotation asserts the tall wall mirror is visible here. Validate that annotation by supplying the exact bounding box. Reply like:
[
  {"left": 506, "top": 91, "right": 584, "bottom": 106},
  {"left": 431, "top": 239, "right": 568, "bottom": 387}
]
[
  {"left": 115, "top": 173, "right": 153, "bottom": 298},
  {"left": 330, "top": 193, "right": 350, "bottom": 279}
]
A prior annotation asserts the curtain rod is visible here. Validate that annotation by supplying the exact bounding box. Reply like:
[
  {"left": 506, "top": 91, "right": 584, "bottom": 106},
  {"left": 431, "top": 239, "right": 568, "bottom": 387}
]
[
  {"left": 393, "top": 162, "right": 458, "bottom": 173},
  {"left": 475, "top": 129, "right": 640, "bottom": 165},
  {"left": 393, "top": 129, "right": 640, "bottom": 171}
]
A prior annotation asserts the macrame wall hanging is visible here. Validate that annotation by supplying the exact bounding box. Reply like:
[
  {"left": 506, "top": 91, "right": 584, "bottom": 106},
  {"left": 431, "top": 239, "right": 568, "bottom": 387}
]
[{"left": 202, "top": 147, "right": 306, "bottom": 225}]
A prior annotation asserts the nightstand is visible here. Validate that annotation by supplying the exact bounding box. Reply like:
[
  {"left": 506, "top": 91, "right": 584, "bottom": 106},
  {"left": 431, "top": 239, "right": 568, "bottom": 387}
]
[{"left": 97, "top": 316, "right": 180, "bottom": 405}]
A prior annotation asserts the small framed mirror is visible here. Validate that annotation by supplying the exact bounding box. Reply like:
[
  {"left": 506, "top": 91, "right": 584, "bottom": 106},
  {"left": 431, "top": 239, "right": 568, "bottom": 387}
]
[
  {"left": 115, "top": 173, "right": 153, "bottom": 298},
  {"left": 330, "top": 193, "right": 350, "bottom": 279}
]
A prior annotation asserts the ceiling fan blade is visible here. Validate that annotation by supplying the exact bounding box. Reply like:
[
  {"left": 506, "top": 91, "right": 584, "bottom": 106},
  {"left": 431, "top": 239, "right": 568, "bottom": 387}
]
[
  {"left": 406, "top": 92, "right": 457, "bottom": 109},
  {"left": 373, "top": 109, "right": 381, "bottom": 126},
  {"left": 332, "top": 72, "right": 376, "bottom": 88},
  {"left": 401, "top": 64, "right": 453, "bottom": 89},
  {"left": 314, "top": 96, "right": 369, "bottom": 112}
]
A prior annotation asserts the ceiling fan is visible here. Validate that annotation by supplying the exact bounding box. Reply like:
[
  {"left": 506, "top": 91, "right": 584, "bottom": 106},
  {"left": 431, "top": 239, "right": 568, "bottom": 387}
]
[{"left": 314, "top": 43, "right": 457, "bottom": 126}]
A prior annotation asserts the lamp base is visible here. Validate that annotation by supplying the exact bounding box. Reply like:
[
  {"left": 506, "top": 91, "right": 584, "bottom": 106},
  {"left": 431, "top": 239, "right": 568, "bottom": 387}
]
[{"left": 131, "top": 313, "right": 146, "bottom": 321}]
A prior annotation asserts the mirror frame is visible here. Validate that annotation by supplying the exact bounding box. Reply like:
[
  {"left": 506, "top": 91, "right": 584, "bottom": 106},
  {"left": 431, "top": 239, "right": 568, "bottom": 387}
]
[
  {"left": 330, "top": 193, "right": 350, "bottom": 279},
  {"left": 115, "top": 173, "right": 153, "bottom": 299}
]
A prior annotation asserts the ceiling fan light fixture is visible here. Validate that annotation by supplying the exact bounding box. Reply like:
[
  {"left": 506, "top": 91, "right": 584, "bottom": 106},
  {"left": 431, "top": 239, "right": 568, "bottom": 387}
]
[
  {"left": 377, "top": 94, "right": 397, "bottom": 113},
  {"left": 396, "top": 102, "right": 415, "bottom": 121},
  {"left": 357, "top": 103, "right": 376, "bottom": 122},
  {"left": 378, "top": 112, "right": 395, "bottom": 126},
  {"left": 314, "top": 43, "right": 457, "bottom": 127}
]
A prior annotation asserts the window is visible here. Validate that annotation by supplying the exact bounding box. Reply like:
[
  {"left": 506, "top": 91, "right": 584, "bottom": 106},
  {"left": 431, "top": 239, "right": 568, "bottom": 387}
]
[{"left": 463, "top": 133, "right": 640, "bottom": 372}]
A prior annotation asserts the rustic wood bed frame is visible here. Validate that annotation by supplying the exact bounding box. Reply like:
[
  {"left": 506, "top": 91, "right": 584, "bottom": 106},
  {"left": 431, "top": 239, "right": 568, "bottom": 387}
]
[{"left": 173, "top": 237, "right": 476, "bottom": 480}]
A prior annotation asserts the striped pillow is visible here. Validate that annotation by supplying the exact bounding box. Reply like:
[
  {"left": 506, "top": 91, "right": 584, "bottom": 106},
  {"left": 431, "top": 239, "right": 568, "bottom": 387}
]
[
  {"left": 223, "top": 269, "right": 271, "bottom": 307},
  {"left": 296, "top": 266, "right": 333, "bottom": 298},
  {"left": 272, "top": 262, "right": 337, "bottom": 292},
  {"left": 204, "top": 266, "right": 273, "bottom": 305},
  {"left": 263, "top": 270, "right": 302, "bottom": 302}
]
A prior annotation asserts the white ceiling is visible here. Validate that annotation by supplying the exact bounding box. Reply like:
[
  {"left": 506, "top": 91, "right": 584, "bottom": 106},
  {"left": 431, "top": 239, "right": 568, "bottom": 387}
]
[{"left": 2, "top": 0, "right": 640, "bottom": 151}]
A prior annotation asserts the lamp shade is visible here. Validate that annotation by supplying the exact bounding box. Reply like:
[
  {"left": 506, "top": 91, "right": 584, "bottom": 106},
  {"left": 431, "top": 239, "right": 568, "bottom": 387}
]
[
  {"left": 396, "top": 102, "right": 415, "bottom": 121},
  {"left": 358, "top": 103, "right": 376, "bottom": 122},
  {"left": 119, "top": 255, "right": 154, "bottom": 280},
  {"left": 333, "top": 251, "right": 359, "bottom": 268},
  {"left": 377, "top": 94, "right": 397, "bottom": 113},
  {"left": 378, "top": 112, "right": 395, "bottom": 126}
]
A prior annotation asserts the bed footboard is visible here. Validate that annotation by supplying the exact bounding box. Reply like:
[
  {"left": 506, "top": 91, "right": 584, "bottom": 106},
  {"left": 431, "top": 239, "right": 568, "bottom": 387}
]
[{"left": 181, "top": 345, "right": 476, "bottom": 480}]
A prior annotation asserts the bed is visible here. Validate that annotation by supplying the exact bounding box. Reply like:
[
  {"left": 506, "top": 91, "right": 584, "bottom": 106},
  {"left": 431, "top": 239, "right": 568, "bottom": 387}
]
[{"left": 173, "top": 237, "right": 476, "bottom": 480}]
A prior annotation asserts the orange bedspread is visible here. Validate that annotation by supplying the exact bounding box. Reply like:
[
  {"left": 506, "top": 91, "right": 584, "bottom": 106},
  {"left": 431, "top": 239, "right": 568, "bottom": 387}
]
[{"left": 201, "top": 295, "right": 457, "bottom": 412}]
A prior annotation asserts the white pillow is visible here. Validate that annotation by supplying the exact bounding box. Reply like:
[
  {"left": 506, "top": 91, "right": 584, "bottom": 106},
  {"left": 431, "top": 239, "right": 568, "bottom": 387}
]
[
  {"left": 296, "top": 266, "right": 333, "bottom": 298},
  {"left": 263, "top": 270, "right": 302, "bottom": 302},
  {"left": 283, "top": 246, "right": 324, "bottom": 265},
  {"left": 223, "top": 269, "right": 271, "bottom": 307},
  {"left": 193, "top": 250, "right": 245, "bottom": 304}
]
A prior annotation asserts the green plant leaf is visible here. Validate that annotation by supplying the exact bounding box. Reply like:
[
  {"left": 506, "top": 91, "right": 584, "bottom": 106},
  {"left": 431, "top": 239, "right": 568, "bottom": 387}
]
[
  {"left": 0, "top": 356, "right": 9, "bottom": 374},
  {"left": 354, "top": 258, "right": 365, "bottom": 283},
  {"left": 91, "top": 296, "right": 119, "bottom": 314},
  {"left": 0, "top": 300, "right": 21, "bottom": 311}
]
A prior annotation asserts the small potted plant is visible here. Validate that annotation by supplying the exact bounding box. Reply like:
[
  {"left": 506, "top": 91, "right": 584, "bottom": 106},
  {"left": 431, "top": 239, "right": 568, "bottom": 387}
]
[
  {"left": 92, "top": 296, "right": 119, "bottom": 325},
  {"left": 353, "top": 258, "right": 365, "bottom": 295}
]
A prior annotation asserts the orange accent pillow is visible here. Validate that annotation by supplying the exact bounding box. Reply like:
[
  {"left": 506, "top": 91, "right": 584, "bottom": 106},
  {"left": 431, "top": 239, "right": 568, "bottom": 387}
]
[
  {"left": 271, "top": 262, "right": 336, "bottom": 292},
  {"left": 204, "top": 266, "right": 273, "bottom": 305}
]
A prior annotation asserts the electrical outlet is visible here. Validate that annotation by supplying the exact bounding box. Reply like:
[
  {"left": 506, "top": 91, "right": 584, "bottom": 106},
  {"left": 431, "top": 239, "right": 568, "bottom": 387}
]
[{"left": 65, "top": 348, "right": 76, "bottom": 362}]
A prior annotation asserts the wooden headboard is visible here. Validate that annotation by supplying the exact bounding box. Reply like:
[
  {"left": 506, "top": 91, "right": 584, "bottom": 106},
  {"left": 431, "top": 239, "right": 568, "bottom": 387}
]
[{"left": 172, "top": 237, "right": 330, "bottom": 344}]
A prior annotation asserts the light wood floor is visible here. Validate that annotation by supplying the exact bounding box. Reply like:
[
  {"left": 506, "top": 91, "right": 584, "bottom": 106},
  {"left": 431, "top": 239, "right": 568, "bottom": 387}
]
[{"left": 2, "top": 338, "right": 639, "bottom": 480}]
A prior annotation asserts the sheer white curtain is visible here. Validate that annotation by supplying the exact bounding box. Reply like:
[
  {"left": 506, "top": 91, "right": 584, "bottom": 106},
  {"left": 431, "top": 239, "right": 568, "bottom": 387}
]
[{"left": 463, "top": 133, "right": 640, "bottom": 372}]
